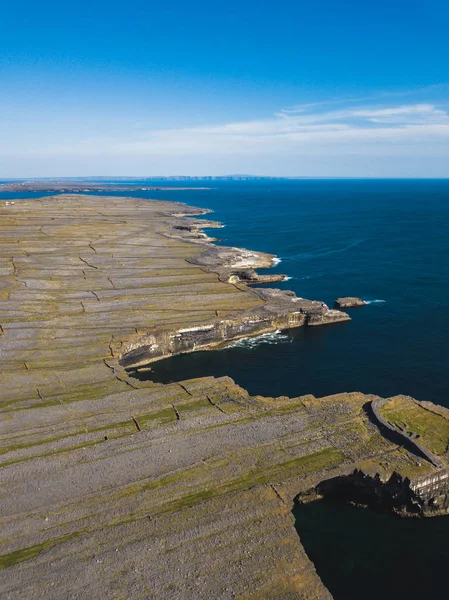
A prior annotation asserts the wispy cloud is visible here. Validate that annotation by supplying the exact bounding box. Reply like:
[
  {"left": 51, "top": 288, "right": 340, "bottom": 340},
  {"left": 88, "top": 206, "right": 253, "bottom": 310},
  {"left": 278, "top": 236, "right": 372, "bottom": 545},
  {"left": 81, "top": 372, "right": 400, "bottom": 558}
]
[
  {"left": 2, "top": 94, "right": 449, "bottom": 160},
  {"left": 71, "top": 101, "right": 449, "bottom": 156},
  {"left": 280, "top": 84, "right": 449, "bottom": 114}
]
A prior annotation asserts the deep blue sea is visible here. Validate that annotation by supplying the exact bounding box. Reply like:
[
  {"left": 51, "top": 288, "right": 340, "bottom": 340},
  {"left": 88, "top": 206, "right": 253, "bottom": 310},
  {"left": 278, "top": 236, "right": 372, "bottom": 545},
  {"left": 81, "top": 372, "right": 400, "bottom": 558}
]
[
  {"left": 3, "top": 179, "right": 449, "bottom": 406},
  {"left": 293, "top": 497, "right": 449, "bottom": 600}
]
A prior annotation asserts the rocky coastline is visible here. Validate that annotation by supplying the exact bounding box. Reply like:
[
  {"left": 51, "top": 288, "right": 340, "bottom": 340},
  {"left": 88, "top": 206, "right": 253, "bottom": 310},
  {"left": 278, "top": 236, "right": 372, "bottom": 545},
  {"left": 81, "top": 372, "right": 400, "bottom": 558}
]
[
  {"left": 296, "top": 467, "right": 449, "bottom": 518},
  {"left": 121, "top": 207, "right": 350, "bottom": 371},
  {"left": 2, "top": 193, "right": 449, "bottom": 600}
]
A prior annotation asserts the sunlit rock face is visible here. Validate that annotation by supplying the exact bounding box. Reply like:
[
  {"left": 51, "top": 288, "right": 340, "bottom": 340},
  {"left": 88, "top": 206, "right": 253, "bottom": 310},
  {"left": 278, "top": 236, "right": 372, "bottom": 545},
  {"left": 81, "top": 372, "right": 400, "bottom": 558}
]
[{"left": 120, "top": 288, "right": 349, "bottom": 370}]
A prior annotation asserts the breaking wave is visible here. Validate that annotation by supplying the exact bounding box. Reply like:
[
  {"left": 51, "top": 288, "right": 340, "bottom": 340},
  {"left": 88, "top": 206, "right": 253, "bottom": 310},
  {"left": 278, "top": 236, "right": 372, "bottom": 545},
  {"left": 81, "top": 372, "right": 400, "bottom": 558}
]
[
  {"left": 364, "top": 299, "right": 386, "bottom": 305},
  {"left": 272, "top": 257, "right": 282, "bottom": 266},
  {"left": 225, "top": 331, "right": 291, "bottom": 350}
]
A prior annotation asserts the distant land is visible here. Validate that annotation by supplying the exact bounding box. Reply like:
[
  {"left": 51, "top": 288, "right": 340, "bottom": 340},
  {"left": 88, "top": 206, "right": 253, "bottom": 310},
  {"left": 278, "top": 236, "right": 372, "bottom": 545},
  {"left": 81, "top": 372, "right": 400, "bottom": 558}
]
[
  {"left": 1, "top": 175, "right": 288, "bottom": 183},
  {"left": 0, "top": 181, "right": 210, "bottom": 193},
  {"left": 0, "top": 176, "right": 291, "bottom": 193},
  {"left": 2, "top": 176, "right": 447, "bottom": 184}
]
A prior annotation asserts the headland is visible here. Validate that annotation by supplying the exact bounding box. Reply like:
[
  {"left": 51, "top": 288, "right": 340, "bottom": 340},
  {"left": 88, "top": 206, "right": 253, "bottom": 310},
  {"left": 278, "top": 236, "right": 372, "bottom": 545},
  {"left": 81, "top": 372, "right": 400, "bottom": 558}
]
[{"left": 2, "top": 194, "right": 449, "bottom": 599}]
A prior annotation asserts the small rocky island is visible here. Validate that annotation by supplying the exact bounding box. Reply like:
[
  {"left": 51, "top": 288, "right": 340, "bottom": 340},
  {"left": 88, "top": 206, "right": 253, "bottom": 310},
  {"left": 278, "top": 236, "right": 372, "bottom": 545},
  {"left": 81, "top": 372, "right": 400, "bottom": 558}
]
[
  {"left": 334, "top": 297, "right": 367, "bottom": 308},
  {"left": 1, "top": 194, "right": 449, "bottom": 599}
]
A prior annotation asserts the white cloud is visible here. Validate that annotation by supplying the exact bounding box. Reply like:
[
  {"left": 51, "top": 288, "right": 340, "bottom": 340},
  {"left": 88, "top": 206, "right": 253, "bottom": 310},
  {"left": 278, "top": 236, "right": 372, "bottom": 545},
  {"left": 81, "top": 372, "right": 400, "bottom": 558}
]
[
  {"left": 69, "top": 102, "right": 449, "bottom": 156},
  {"left": 1, "top": 98, "right": 449, "bottom": 162}
]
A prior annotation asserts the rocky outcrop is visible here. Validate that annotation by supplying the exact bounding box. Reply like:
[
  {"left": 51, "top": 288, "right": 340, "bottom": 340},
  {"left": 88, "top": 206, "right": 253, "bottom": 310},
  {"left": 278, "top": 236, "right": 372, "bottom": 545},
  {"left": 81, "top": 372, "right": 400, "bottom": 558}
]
[
  {"left": 334, "top": 297, "right": 366, "bottom": 308},
  {"left": 225, "top": 268, "right": 287, "bottom": 285},
  {"left": 165, "top": 218, "right": 293, "bottom": 283},
  {"left": 293, "top": 395, "right": 449, "bottom": 518},
  {"left": 189, "top": 242, "right": 278, "bottom": 270},
  {"left": 298, "top": 467, "right": 449, "bottom": 517},
  {"left": 164, "top": 216, "right": 223, "bottom": 243},
  {"left": 120, "top": 288, "right": 349, "bottom": 370}
]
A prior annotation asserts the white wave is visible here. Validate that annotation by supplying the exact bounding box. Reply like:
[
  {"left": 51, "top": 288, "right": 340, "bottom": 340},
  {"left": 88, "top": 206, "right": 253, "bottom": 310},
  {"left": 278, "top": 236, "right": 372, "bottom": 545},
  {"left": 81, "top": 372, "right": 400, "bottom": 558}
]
[
  {"left": 283, "top": 276, "right": 294, "bottom": 281},
  {"left": 364, "top": 299, "right": 386, "bottom": 305},
  {"left": 225, "top": 331, "right": 291, "bottom": 350},
  {"left": 272, "top": 257, "right": 282, "bottom": 266}
]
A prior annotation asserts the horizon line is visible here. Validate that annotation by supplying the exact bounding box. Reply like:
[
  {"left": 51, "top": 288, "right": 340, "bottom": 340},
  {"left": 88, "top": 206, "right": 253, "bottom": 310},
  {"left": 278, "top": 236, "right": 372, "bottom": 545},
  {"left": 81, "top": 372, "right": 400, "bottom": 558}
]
[{"left": 2, "top": 175, "right": 449, "bottom": 181}]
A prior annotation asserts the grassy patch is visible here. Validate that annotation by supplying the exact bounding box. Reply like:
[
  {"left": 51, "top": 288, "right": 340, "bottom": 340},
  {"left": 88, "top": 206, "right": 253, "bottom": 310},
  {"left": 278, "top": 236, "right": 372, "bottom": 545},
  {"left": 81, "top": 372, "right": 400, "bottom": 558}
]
[
  {"left": 0, "top": 438, "right": 109, "bottom": 468},
  {"left": 1, "top": 419, "right": 135, "bottom": 457},
  {"left": 163, "top": 447, "right": 344, "bottom": 513},
  {"left": 137, "top": 407, "right": 177, "bottom": 428},
  {"left": 176, "top": 398, "right": 211, "bottom": 413},
  {"left": 380, "top": 397, "right": 449, "bottom": 455},
  {"left": 0, "top": 532, "right": 82, "bottom": 569},
  {"left": 111, "top": 446, "right": 345, "bottom": 520}
]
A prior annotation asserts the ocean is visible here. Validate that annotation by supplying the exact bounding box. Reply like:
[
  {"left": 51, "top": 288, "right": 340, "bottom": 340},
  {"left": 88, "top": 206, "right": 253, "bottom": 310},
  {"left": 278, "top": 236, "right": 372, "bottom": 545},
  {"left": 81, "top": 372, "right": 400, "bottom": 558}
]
[
  {"left": 3, "top": 179, "right": 449, "bottom": 405},
  {"left": 293, "top": 497, "right": 449, "bottom": 600}
]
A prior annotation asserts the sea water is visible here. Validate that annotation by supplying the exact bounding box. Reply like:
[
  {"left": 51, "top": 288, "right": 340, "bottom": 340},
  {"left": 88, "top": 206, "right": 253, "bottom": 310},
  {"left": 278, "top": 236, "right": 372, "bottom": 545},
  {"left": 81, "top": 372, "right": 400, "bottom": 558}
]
[{"left": 293, "top": 497, "right": 449, "bottom": 600}]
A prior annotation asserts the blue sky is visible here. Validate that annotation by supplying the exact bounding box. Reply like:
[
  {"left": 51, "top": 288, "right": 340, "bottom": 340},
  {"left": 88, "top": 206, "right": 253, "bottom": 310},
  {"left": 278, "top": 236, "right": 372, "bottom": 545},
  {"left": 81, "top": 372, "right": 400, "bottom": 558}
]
[{"left": 1, "top": 0, "right": 448, "bottom": 177}]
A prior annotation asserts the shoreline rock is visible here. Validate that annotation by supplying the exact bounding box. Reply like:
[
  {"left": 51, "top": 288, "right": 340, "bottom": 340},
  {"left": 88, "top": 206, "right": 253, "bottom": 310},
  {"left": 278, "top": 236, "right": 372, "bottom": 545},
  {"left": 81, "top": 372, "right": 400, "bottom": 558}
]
[
  {"left": 120, "top": 288, "right": 350, "bottom": 370},
  {"left": 334, "top": 297, "right": 367, "bottom": 309}
]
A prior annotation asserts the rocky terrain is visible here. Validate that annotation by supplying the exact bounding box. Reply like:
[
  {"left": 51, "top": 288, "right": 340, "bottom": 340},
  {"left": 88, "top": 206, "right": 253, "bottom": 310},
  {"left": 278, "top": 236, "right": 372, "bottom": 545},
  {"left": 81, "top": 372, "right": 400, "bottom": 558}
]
[
  {"left": 1, "top": 194, "right": 449, "bottom": 599},
  {"left": 334, "top": 297, "right": 367, "bottom": 308}
]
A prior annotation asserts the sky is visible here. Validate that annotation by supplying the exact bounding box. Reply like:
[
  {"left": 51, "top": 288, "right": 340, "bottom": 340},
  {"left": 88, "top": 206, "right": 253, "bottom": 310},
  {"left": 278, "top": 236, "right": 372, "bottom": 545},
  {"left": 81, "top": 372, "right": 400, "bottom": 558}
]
[{"left": 1, "top": 0, "right": 448, "bottom": 178}]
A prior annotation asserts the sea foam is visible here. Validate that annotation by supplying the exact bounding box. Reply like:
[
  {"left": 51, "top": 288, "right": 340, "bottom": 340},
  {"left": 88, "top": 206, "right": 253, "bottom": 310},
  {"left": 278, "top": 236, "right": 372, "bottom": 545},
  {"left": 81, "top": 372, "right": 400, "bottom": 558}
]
[
  {"left": 225, "top": 331, "right": 291, "bottom": 350},
  {"left": 364, "top": 299, "right": 386, "bottom": 305}
]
